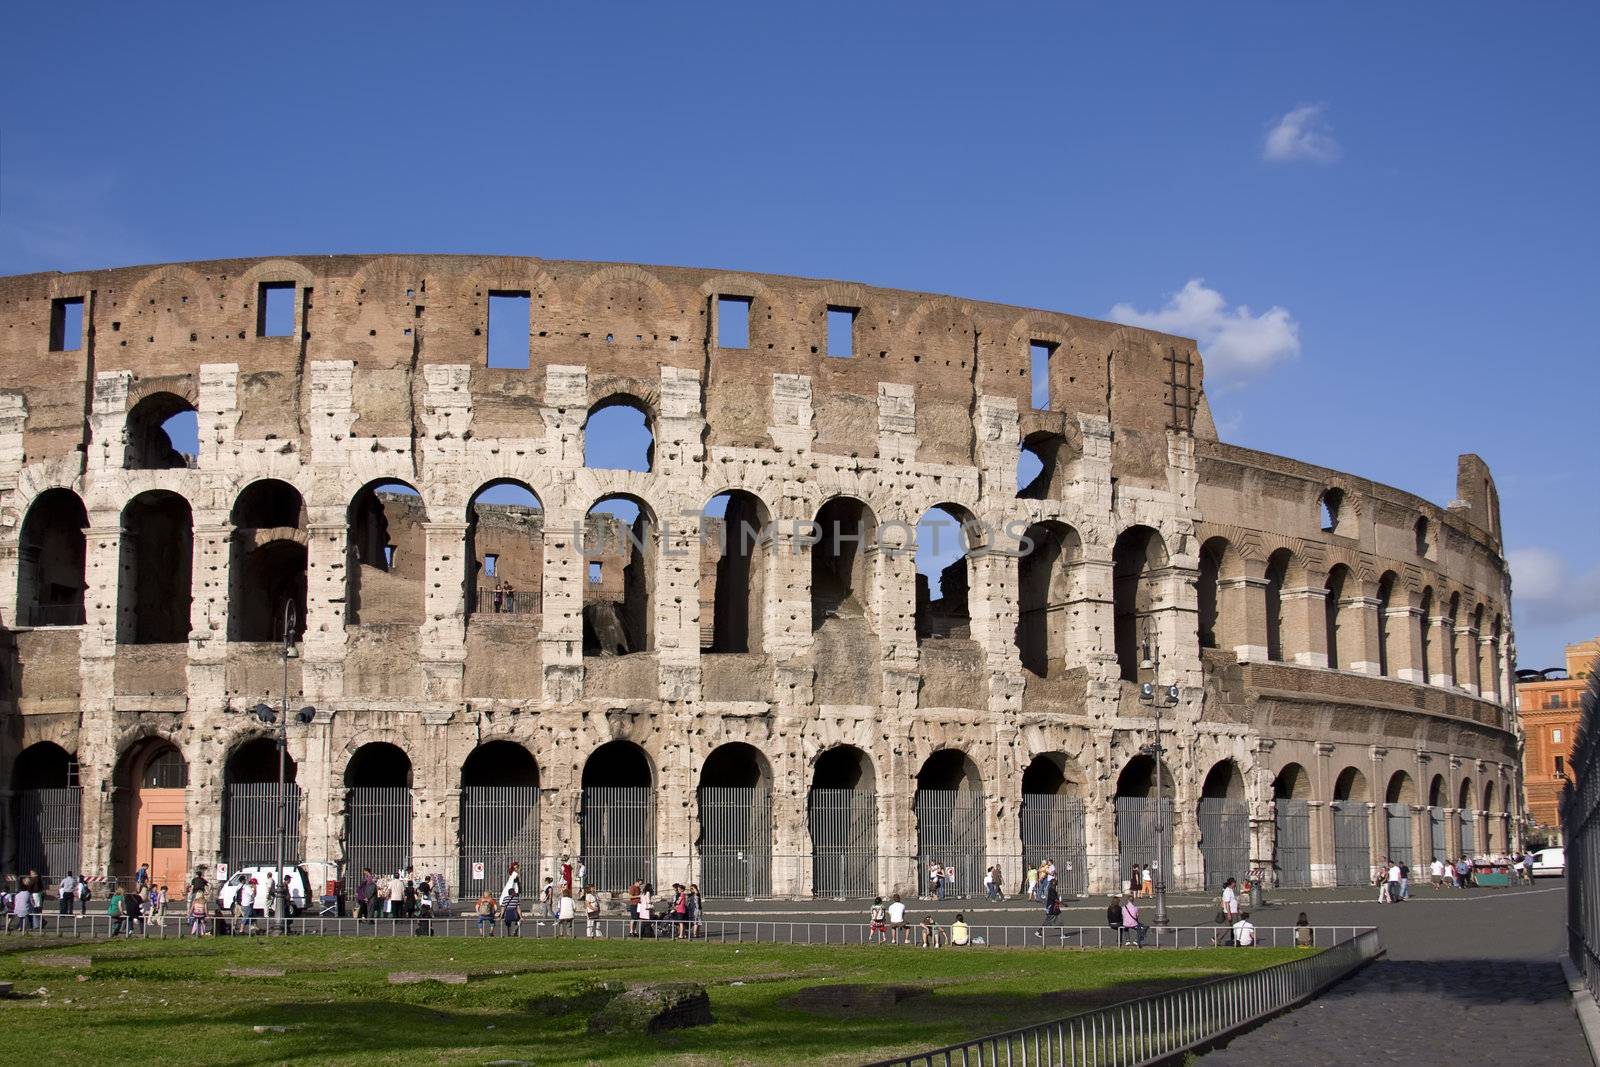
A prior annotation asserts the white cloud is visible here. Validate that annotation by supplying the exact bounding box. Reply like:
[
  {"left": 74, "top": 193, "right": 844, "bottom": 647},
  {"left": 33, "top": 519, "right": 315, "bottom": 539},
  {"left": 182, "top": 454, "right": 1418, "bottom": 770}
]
[
  {"left": 1107, "top": 279, "right": 1301, "bottom": 380},
  {"left": 1263, "top": 104, "right": 1341, "bottom": 164},
  {"left": 1508, "top": 547, "right": 1600, "bottom": 628}
]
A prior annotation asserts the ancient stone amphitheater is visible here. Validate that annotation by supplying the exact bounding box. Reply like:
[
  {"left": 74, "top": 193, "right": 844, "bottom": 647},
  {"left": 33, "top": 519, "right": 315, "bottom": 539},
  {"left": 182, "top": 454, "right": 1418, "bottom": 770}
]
[{"left": 0, "top": 255, "right": 1520, "bottom": 899}]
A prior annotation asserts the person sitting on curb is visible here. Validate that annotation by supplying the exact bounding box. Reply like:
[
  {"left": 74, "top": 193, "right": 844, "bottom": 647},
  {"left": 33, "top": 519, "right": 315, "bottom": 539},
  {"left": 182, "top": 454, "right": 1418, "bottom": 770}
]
[
  {"left": 950, "top": 913, "right": 971, "bottom": 946},
  {"left": 1231, "top": 912, "right": 1256, "bottom": 947},
  {"left": 1120, "top": 894, "right": 1148, "bottom": 948}
]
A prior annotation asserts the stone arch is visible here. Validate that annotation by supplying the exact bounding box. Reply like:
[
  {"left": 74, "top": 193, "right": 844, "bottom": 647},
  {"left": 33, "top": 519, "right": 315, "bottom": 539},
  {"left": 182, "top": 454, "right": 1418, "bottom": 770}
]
[
  {"left": 124, "top": 391, "right": 198, "bottom": 470},
  {"left": 1115, "top": 752, "right": 1174, "bottom": 888},
  {"left": 808, "top": 744, "right": 879, "bottom": 898},
  {"left": 230, "top": 478, "right": 308, "bottom": 642},
  {"left": 811, "top": 495, "right": 879, "bottom": 635},
  {"left": 1112, "top": 525, "right": 1169, "bottom": 681},
  {"left": 459, "top": 740, "right": 541, "bottom": 892},
  {"left": 1325, "top": 563, "right": 1353, "bottom": 670},
  {"left": 221, "top": 735, "right": 300, "bottom": 868},
  {"left": 118, "top": 490, "right": 193, "bottom": 644},
  {"left": 10, "top": 741, "right": 81, "bottom": 881},
  {"left": 1386, "top": 770, "right": 1416, "bottom": 805},
  {"left": 346, "top": 479, "right": 427, "bottom": 626},
  {"left": 1020, "top": 752, "right": 1088, "bottom": 894},
  {"left": 111, "top": 735, "right": 188, "bottom": 885},
  {"left": 1016, "top": 520, "right": 1082, "bottom": 677},
  {"left": 697, "top": 742, "right": 774, "bottom": 896},
  {"left": 582, "top": 493, "right": 656, "bottom": 656},
  {"left": 1333, "top": 766, "right": 1369, "bottom": 803},
  {"left": 1418, "top": 585, "right": 1435, "bottom": 682},
  {"left": 581, "top": 739, "right": 657, "bottom": 891},
  {"left": 16, "top": 487, "right": 88, "bottom": 627},
  {"left": 1376, "top": 570, "right": 1399, "bottom": 676},
  {"left": 1017, "top": 430, "right": 1077, "bottom": 500},
  {"left": 1263, "top": 547, "right": 1296, "bottom": 662},
  {"left": 1428, "top": 774, "right": 1446, "bottom": 807},
  {"left": 465, "top": 479, "right": 544, "bottom": 620},
  {"left": 914, "top": 749, "right": 984, "bottom": 898},
  {"left": 702, "top": 489, "right": 772, "bottom": 655},
  {"left": 1196, "top": 535, "right": 1246, "bottom": 652},
  {"left": 342, "top": 741, "right": 414, "bottom": 880},
  {"left": 914, "top": 502, "right": 979, "bottom": 644},
  {"left": 1198, "top": 758, "right": 1249, "bottom": 890},
  {"left": 1273, "top": 763, "right": 1311, "bottom": 800},
  {"left": 584, "top": 394, "right": 655, "bottom": 472}
]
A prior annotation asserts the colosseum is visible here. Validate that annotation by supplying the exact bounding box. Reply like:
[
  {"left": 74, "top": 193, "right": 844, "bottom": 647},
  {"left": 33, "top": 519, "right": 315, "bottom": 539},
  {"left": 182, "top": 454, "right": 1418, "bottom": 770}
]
[{"left": 0, "top": 255, "right": 1521, "bottom": 900}]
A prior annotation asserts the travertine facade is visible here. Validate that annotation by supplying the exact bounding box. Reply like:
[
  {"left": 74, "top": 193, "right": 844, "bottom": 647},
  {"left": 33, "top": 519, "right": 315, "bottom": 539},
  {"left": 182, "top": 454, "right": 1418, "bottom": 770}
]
[{"left": 0, "top": 255, "right": 1521, "bottom": 896}]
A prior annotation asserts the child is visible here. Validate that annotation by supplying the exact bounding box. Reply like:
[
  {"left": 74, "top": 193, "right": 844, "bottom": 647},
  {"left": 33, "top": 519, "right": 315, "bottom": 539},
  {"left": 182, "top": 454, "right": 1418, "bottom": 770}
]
[
  {"left": 189, "top": 892, "right": 209, "bottom": 937},
  {"left": 869, "top": 897, "right": 887, "bottom": 943},
  {"left": 1026, "top": 865, "right": 1039, "bottom": 901}
]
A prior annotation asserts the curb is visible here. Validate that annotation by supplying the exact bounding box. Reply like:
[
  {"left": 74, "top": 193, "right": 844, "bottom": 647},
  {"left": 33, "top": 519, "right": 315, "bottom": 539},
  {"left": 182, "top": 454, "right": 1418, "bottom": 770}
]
[{"left": 1560, "top": 957, "right": 1600, "bottom": 1067}]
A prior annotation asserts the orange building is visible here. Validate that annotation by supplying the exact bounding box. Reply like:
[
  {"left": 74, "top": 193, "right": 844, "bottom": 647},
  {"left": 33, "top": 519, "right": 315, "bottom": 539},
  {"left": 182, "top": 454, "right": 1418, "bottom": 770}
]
[{"left": 1517, "top": 636, "right": 1599, "bottom": 843}]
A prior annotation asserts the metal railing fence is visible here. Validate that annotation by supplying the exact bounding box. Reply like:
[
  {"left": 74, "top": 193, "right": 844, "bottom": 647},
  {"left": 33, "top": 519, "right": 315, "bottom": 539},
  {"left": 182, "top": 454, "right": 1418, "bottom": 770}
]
[
  {"left": 864, "top": 927, "right": 1383, "bottom": 1067},
  {"left": 1564, "top": 663, "right": 1600, "bottom": 1004}
]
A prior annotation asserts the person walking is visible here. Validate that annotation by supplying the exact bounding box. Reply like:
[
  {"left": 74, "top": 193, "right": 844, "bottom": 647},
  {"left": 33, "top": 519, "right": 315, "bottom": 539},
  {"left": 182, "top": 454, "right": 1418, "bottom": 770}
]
[
  {"left": 1025, "top": 864, "right": 1039, "bottom": 901},
  {"left": 584, "top": 884, "right": 601, "bottom": 939},
  {"left": 1430, "top": 857, "right": 1445, "bottom": 889},
  {"left": 1142, "top": 864, "right": 1155, "bottom": 898},
  {"left": 238, "top": 878, "right": 257, "bottom": 935},
  {"left": 983, "top": 865, "right": 998, "bottom": 901},
  {"left": 1387, "top": 860, "right": 1403, "bottom": 904},
  {"left": 58, "top": 872, "right": 78, "bottom": 917},
  {"left": 1036, "top": 875, "right": 1062, "bottom": 942},
  {"left": 1399, "top": 862, "right": 1411, "bottom": 900},
  {"left": 1120, "top": 894, "right": 1148, "bottom": 947},
  {"left": 107, "top": 884, "right": 126, "bottom": 937},
  {"left": 125, "top": 885, "right": 144, "bottom": 937},
  {"left": 149, "top": 884, "right": 167, "bottom": 929},
  {"left": 77, "top": 875, "right": 91, "bottom": 915},
  {"left": 1377, "top": 863, "right": 1391, "bottom": 903},
  {"left": 1221, "top": 877, "right": 1240, "bottom": 921}
]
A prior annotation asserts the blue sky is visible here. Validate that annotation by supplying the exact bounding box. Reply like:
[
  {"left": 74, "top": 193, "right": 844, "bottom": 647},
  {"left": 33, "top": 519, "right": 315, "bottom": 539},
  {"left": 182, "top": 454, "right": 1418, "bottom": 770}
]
[{"left": 3, "top": 1, "right": 1595, "bottom": 667}]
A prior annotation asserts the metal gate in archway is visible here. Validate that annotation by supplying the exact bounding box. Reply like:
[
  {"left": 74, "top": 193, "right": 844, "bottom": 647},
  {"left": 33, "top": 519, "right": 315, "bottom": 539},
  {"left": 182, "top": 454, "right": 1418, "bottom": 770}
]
[
  {"left": 460, "top": 786, "right": 539, "bottom": 898},
  {"left": 1430, "top": 808, "right": 1446, "bottom": 860},
  {"left": 344, "top": 787, "right": 412, "bottom": 879},
  {"left": 225, "top": 783, "right": 304, "bottom": 868},
  {"left": 581, "top": 786, "right": 655, "bottom": 892},
  {"left": 1020, "top": 795, "right": 1087, "bottom": 897},
  {"left": 1114, "top": 797, "right": 1174, "bottom": 886},
  {"left": 1197, "top": 798, "right": 1250, "bottom": 891},
  {"left": 809, "top": 788, "right": 877, "bottom": 898},
  {"left": 697, "top": 786, "right": 771, "bottom": 897},
  {"left": 1459, "top": 809, "right": 1477, "bottom": 855},
  {"left": 1385, "top": 803, "right": 1413, "bottom": 864},
  {"left": 1274, "top": 799, "right": 1311, "bottom": 888},
  {"left": 916, "top": 788, "right": 984, "bottom": 898},
  {"left": 14, "top": 787, "right": 81, "bottom": 880},
  {"left": 1332, "top": 802, "right": 1370, "bottom": 886}
]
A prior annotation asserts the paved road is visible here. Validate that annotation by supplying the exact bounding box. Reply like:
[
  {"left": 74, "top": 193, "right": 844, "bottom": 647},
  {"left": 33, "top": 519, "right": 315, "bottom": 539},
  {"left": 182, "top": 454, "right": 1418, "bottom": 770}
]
[{"left": 1194, "top": 880, "right": 1590, "bottom": 1065}]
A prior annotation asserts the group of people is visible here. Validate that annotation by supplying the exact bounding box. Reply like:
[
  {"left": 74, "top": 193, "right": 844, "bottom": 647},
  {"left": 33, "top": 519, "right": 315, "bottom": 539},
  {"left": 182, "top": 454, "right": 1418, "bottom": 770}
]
[
  {"left": 868, "top": 895, "right": 975, "bottom": 947},
  {"left": 351, "top": 866, "right": 441, "bottom": 926},
  {"left": 488, "top": 580, "right": 519, "bottom": 613}
]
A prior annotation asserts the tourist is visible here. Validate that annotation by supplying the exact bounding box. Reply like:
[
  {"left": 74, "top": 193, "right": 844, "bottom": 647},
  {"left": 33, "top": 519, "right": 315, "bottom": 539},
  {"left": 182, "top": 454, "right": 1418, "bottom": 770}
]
[
  {"left": 687, "top": 883, "right": 704, "bottom": 938},
  {"left": 541, "top": 876, "right": 557, "bottom": 919},
  {"left": 557, "top": 886, "right": 576, "bottom": 938},
  {"left": 950, "top": 913, "right": 971, "bottom": 946},
  {"left": 107, "top": 884, "right": 126, "bottom": 937},
  {"left": 1387, "top": 859, "right": 1403, "bottom": 903},
  {"left": 1129, "top": 865, "right": 1142, "bottom": 897},
  {"left": 1294, "top": 911, "right": 1314, "bottom": 948},
  {"left": 1107, "top": 895, "right": 1125, "bottom": 945},
  {"left": 149, "top": 884, "right": 166, "bottom": 929},
  {"left": 1025, "top": 864, "right": 1039, "bottom": 901},
  {"left": 584, "top": 884, "right": 601, "bottom": 938},
  {"left": 1231, "top": 912, "right": 1256, "bottom": 947},
  {"left": 637, "top": 883, "right": 655, "bottom": 937},
  {"left": 9, "top": 883, "right": 32, "bottom": 934},
  {"left": 1142, "top": 864, "right": 1155, "bottom": 898},
  {"left": 189, "top": 867, "right": 209, "bottom": 900},
  {"left": 77, "top": 875, "right": 91, "bottom": 915},
  {"left": 502, "top": 891, "right": 521, "bottom": 936},
  {"left": 1456, "top": 856, "right": 1472, "bottom": 889},
  {"left": 919, "top": 914, "right": 945, "bottom": 948},
  {"left": 887, "top": 893, "right": 908, "bottom": 945},
  {"left": 561, "top": 854, "right": 574, "bottom": 894},
  {"left": 1036, "top": 876, "right": 1062, "bottom": 942},
  {"left": 627, "top": 879, "right": 643, "bottom": 937},
  {"left": 1221, "top": 877, "right": 1239, "bottom": 921},
  {"left": 869, "top": 897, "right": 888, "bottom": 943},
  {"left": 189, "top": 891, "right": 209, "bottom": 937},
  {"left": 416, "top": 878, "right": 435, "bottom": 935},
  {"left": 474, "top": 891, "right": 497, "bottom": 936},
  {"left": 354, "top": 868, "right": 374, "bottom": 919},
  {"left": 390, "top": 870, "right": 408, "bottom": 918},
  {"left": 575, "top": 857, "right": 587, "bottom": 893},
  {"left": 1376, "top": 863, "right": 1391, "bottom": 903},
  {"left": 125, "top": 884, "right": 144, "bottom": 937},
  {"left": 261, "top": 871, "right": 278, "bottom": 925},
  {"left": 1399, "top": 862, "right": 1411, "bottom": 900},
  {"left": 927, "top": 858, "right": 944, "bottom": 900},
  {"left": 58, "top": 872, "right": 78, "bottom": 917},
  {"left": 983, "top": 865, "right": 998, "bottom": 901},
  {"left": 135, "top": 862, "right": 149, "bottom": 891},
  {"left": 1430, "top": 857, "right": 1445, "bottom": 889},
  {"left": 1121, "top": 894, "right": 1147, "bottom": 947},
  {"left": 1522, "top": 852, "right": 1536, "bottom": 884}
]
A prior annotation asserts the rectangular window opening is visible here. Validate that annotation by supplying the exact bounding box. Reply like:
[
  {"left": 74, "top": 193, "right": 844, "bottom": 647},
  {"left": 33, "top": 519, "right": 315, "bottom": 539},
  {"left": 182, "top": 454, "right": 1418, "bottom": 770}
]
[
  {"left": 1556, "top": 755, "right": 1565, "bottom": 776},
  {"left": 487, "top": 291, "right": 532, "bottom": 368},
  {"left": 717, "top": 295, "right": 751, "bottom": 349},
  {"left": 49, "top": 297, "right": 85, "bottom": 352},
  {"left": 827, "top": 306, "right": 856, "bottom": 358},
  {"left": 484, "top": 553, "right": 498, "bottom": 577},
  {"left": 257, "top": 282, "right": 295, "bottom": 337},
  {"left": 1553, "top": 728, "right": 1563, "bottom": 743},
  {"left": 1030, "top": 340, "right": 1056, "bottom": 410},
  {"left": 588, "top": 561, "right": 602, "bottom": 584}
]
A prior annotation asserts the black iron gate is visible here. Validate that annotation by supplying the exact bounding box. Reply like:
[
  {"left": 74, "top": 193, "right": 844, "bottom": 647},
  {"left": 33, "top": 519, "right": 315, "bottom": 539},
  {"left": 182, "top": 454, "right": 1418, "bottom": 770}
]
[
  {"left": 344, "top": 786, "right": 412, "bottom": 880},
  {"left": 1197, "top": 798, "right": 1250, "bottom": 891},
  {"left": 1385, "top": 803, "right": 1413, "bottom": 864},
  {"left": 915, "top": 788, "right": 984, "bottom": 898},
  {"left": 225, "top": 783, "right": 303, "bottom": 868},
  {"left": 697, "top": 785, "right": 771, "bottom": 897},
  {"left": 14, "top": 787, "right": 81, "bottom": 880},
  {"left": 1274, "top": 799, "right": 1312, "bottom": 888},
  {"left": 1114, "top": 796, "right": 1173, "bottom": 887},
  {"left": 460, "top": 785, "right": 539, "bottom": 899},
  {"left": 1020, "top": 794, "right": 1088, "bottom": 897},
  {"left": 1332, "top": 802, "right": 1371, "bottom": 886},
  {"left": 808, "top": 787, "right": 877, "bottom": 898},
  {"left": 581, "top": 786, "right": 655, "bottom": 892}
]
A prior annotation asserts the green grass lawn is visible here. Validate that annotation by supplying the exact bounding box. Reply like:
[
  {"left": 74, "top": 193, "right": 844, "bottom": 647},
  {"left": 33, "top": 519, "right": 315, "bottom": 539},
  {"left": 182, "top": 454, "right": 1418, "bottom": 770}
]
[{"left": 0, "top": 935, "right": 1299, "bottom": 1065}]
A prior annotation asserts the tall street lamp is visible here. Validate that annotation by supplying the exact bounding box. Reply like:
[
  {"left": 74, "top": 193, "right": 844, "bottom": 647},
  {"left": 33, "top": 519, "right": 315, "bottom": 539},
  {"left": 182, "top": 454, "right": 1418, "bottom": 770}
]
[
  {"left": 1138, "top": 621, "right": 1179, "bottom": 929},
  {"left": 250, "top": 601, "right": 315, "bottom": 935}
]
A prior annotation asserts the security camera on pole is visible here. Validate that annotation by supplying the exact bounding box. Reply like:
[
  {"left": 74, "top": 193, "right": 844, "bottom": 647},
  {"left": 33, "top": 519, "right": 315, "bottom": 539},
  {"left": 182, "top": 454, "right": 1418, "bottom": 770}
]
[
  {"left": 249, "top": 601, "right": 315, "bottom": 936},
  {"left": 1137, "top": 619, "right": 1178, "bottom": 929}
]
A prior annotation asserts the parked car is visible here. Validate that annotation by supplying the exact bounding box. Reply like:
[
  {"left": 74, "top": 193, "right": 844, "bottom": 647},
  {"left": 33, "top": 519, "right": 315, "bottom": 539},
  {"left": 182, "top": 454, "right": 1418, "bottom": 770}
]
[
  {"left": 1531, "top": 847, "right": 1566, "bottom": 878},
  {"left": 216, "top": 865, "right": 313, "bottom": 914}
]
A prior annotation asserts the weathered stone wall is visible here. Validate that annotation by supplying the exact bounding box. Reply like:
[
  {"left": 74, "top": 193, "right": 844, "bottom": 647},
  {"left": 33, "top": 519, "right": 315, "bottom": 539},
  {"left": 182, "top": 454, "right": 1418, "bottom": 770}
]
[{"left": 0, "top": 255, "right": 1521, "bottom": 894}]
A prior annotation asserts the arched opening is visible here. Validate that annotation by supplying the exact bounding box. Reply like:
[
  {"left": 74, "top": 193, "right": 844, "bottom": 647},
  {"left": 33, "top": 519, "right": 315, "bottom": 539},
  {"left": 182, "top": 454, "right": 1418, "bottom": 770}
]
[
  {"left": 465, "top": 481, "right": 543, "bottom": 620},
  {"left": 347, "top": 482, "right": 426, "bottom": 626},
  {"left": 230, "top": 479, "right": 308, "bottom": 642},
  {"left": 697, "top": 743, "right": 772, "bottom": 897},
  {"left": 17, "top": 489, "right": 87, "bottom": 626},
  {"left": 914, "top": 750, "right": 984, "bottom": 898},
  {"left": 811, "top": 497, "right": 877, "bottom": 634},
  {"left": 1020, "top": 754, "right": 1086, "bottom": 896},
  {"left": 1492, "top": 615, "right": 1505, "bottom": 699},
  {"left": 1470, "top": 604, "right": 1485, "bottom": 692},
  {"left": 1273, "top": 763, "right": 1312, "bottom": 887},
  {"left": 1015, "top": 521, "right": 1080, "bottom": 677},
  {"left": 1418, "top": 587, "right": 1435, "bottom": 683},
  {"left": 1016, "top": 431, "right": 1072, "bottom": 499},
  {"left": 460, "top": 741, "right": 540, "bottom": 897},
  {"left": 581, "top": 741, "right": 655, "bottom": 891},
  {"left": 343, "top": 742, "right": 413, "bottom": 880},
  {"left": 125, "top": 392, "right": 198, "bottom": 470},
  {"left": 1263, "top": 548, "right": 1292, "bottom": 663},
  {"left": 809, "top": 746, "right": 878, "bottom": 898},
  {"left": 1198, "top": 760, "right": 1248, "bottom": 891},
  {"left": 583, "top": 396, "right": 653, "bottom": 472},
  {"left": 1414, "top": 516, "right": 1431, "bottom": 556},
  {"left": 223, "top": 737, "right": 301, "bottom": 869},
  {"left": 701, "top": 491, "right": 770, "bottom": 655},
  {"left": 1324, "top": 565, "right": 1350, "bottom": 670},
  {"left": 1458, "top": 777, "right": 1478, "bottom": 855},
  {"left": 1112, "top": 526, "right": 1169, "bottom": 682},
  {"left": 583, "top": 495, "right": 655, "bottom": 656},
  {"left": 1114, "top": 754, "right": 1174, "bottom": 887},
  {"left": 1446, "top": 592, "right": 1461, "bottom": 687},
  {"left": 1428, "top": 774, "right": 1447, "bottom": 860},
  {"left": 1385, "top": 771, "right": 1415, "bottom": 866},
  {"left": 1318, "top": 488, "right": 1344, "bottom": 534},
  {"left": 111, "top": 739, "right": 188, "bottom": 888},
  {"left": 11, "top": 742, "right": 81, "bottom": 881},
  {"left": 117, "top": 491, "right": 193, "bottom": 644},
  {"left": 1375, "top": 572, "right": 1397, "bottom": 677},
  {"left": 1483, "top": 782, "right": 1500, "bottom": 852},
  {"left": 915, "top": 505, "right": 975, "bottom": 643},
  {"left": 1196, "top": 537, "right": 1226, "bottom": 651},
  {"left": 1331, "top": 767, "right": 1371, "bottom": 885}
]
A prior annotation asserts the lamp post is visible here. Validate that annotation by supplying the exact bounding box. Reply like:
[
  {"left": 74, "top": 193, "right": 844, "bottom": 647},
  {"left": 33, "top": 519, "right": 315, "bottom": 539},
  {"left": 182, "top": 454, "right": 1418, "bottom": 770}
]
[
  {"left": 1138, "top": 621, "right": 1179, "bottom": 928},
  {"left": 250, "top": 601, "right": 315, "bottom": 935}
]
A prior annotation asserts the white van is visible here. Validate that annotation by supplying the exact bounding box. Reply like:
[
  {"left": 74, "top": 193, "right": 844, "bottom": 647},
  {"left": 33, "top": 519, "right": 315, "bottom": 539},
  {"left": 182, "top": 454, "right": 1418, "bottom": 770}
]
[
  {"left": 216, "top": 866, "right": 312, "bottom": 914},
  {"left": 1531, "top": 848, "right": 1566, "bottom": 878}
]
